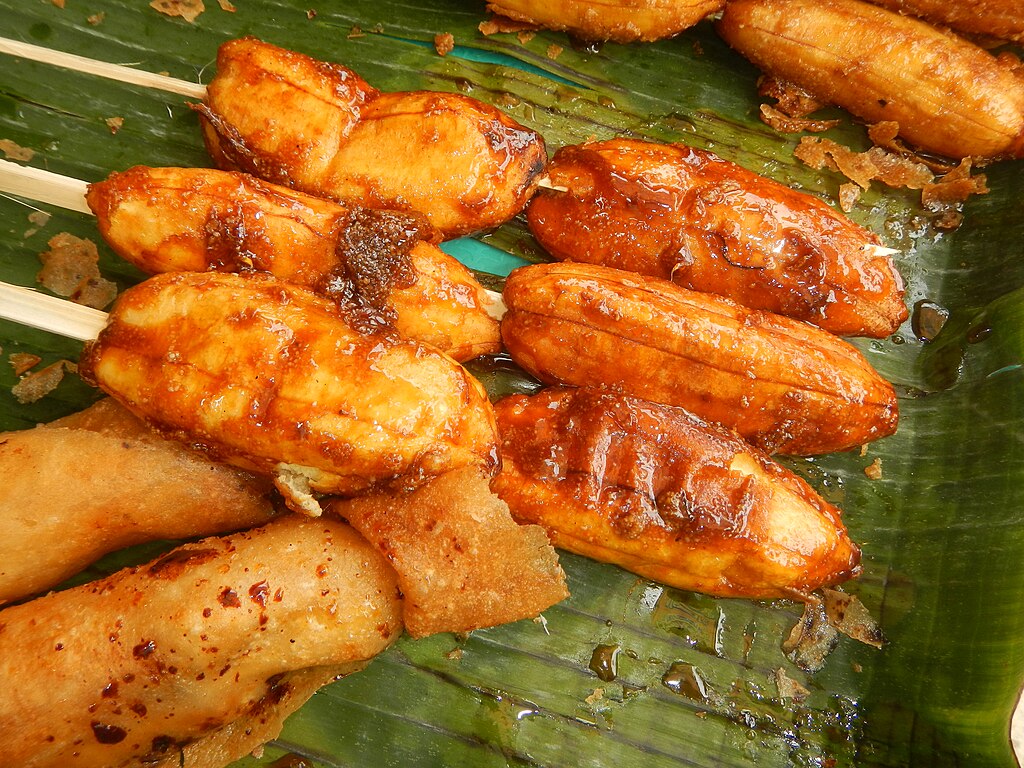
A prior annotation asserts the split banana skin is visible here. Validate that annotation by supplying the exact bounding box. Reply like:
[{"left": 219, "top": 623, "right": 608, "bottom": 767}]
[{"left": 5, "top": 5, "right": 1024, "bottom": 762}]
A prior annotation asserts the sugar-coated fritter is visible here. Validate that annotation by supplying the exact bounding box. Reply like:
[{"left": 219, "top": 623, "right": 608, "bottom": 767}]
[
  {"left": 501, "top": 262, "right": 899, "bottom": 455},
  {"left": 493, "top": 387, "right": 862, "bottom": 598},
  {"left": 528, "top": 138, "right": 907, "bottom": 337},
  {"left": 196, "top": 37, "right": 547, "bottom": 238},
  {"left": 0, "top": 398, "right": 278, "bottom": 606},
  {"left": 864, "top": 0, "right": 1023, "bottom": 44},
  {"left": 86, "top": 166, "right": 501, "bottom": 362},
  {"left": 79, "top": 271, "right": 499, "bottom": 514},
  {"left": 717, "top": 0, "right": 1024, "bottom": 160},
  {"left": 0, "top": 515, "right": 402, "bottom": 768}
]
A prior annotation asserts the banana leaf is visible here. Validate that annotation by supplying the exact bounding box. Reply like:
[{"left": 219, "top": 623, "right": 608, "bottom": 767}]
[{"left": 1, "top": 1, "right": 1023, "bottom": 765}]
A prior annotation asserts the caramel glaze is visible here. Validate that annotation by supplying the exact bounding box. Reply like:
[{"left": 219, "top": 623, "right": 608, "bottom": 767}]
[
  {"left": 865, "top": 0, "right": 1024, "bottom": 43},
  {"left": 493, "top": 387, "right": 861, "bottom": 598},
  {"left": 79, "top": 271, "right": 499, "bottom": 498},
  {"left": 86, "top": 166, "right": 500, "bottom": 362},
  {"left": 527, "top": 138, "right": 908, "bottom": 337},
  {"left": 0, "top": 516, "right": 401, "bottom": 768},
  {"left": 195, "top": 37, "right": 547, "bottom": 239},
  {"left": 501, "top": 262, "right": 899, "bottom": 456}
]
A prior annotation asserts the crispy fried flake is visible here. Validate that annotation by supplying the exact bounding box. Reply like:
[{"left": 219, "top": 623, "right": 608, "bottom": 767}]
[
  {"left": 37, "top": 232, "right": 117, "bottom": 309},
  {"left": 0, "top": 139, "right": 34, "bottom": 162},
  {"left": 434, "top": 32, "right": 455, "bottom": 56},
  {"left": 759, "top": 103, "right": 840, "bottom": 133},
  {"left": 150, "top": 0, "right": 204, "bottom": 22},
  {"left": 11, "top": 360, "right": 76, "bottom": 404},
  {"left": 8, "top": 352, "right": 41, "bottom": 376}
]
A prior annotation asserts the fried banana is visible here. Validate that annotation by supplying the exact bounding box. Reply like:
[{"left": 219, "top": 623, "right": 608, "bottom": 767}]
[
  {"left": 86, "top": 166, "right": 501, "bottom": 361},
  {"left": 196, "top": 37, "right": 547, "bottom": 238},
  {"left": 0, "top": 398, "right": 278, "bottom": 606},
  {"left": 493, "top": 387, "right": 861, "bottom": 598},
  {"left": 717, "top": 0, "right": 1024, "bottom": 160},
  {"left": 0, "top": 514, "right": 402, "bottom": 768},
  {"left": 486, "top": 0, "right": 725, "bottom": 43},
  {"left": 501, "top": 262, "right": 898, "bottom": 455},
  {"left": 528, "top": 138, "right": 907, "bottom": 337},
  {"left": 864, "top": 0, "right": 1023, "bottom": 44},
  {"left": 78, "top": 271, "right": 500, "bottom": 513}
]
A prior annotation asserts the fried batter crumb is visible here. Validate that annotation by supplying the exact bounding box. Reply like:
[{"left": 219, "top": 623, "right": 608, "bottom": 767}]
[
  {"left": 479, "top": 16, "right": 538, "bottom": 36},
  {"left": 11, "top": 360, "right": 76, "bottom": 404},
  {"left": 150, "top": 0, "right": 205, "bottom": 23},
  {"left": 218, "top": 0, "right": 236, "bottom": 10},
  {"left": 434, "top": 32, "right": 455, "bottom": 57},
  {"left": 104, "top": 116, "right": 124, "bottom": 134},
  {"left": 864, "top": 457, "right": 883, "bottom": 480},
  {"left": 546, "top": 43, "right": 563, "bottom": 60},
  {"left": 0, "top": 139, "right": 34, "bottom": 162},
  {"left": 87, "top": 12, "right": 105, "bottom": 25},
  {"left": 37, "top": 232, "right": 118, "bottom": 310},
  {"left": 9, "top": 353, "right": 41, "bottom": 376}
]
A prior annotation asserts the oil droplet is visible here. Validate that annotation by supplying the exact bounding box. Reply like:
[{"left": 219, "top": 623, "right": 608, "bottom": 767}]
[
  {"left": 589, "top": 644, "right": 620, "bottom": 682},
  {"left": 661, "top": 662, "right": 710, "bottom": 702},
  {"left": 569, "top": 36, "right": 603, "bottom": 54},
  {"left": 911, "top": 299, "right": 949, "bottom": 342},
  {"left": 967, "top": 323, "right": 993, "bottom": 344}
]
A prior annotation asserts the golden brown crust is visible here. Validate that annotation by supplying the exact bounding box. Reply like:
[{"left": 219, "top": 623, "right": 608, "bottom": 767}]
[
  {"left": 86, "top": 166, "right": 500, "bottom": 361},
  {"left": 500, "top": 262, "right": 899, "bottom": 455},
  {"left": 486, "top": 0, "right": 725, "bottom": 43},
  {"left": 0, "top": 399, "right": 278, "bottom": 606},
  {"left": 493, "top": 387, "right": 861, "bottom": 598},
  {"left": 527, "top": 138, "right": 908, "bottom": 337},
  {"left": 79, "top": 272, "right": 499, "bottom": 502},
  {"left": 0, "top": 515, "right": 402, "bottom": 768},
  {"left": 327, "top": 467, "right": 568, "bottom": 638},
  {"left": 865, "top": 0, "right": 1024, "bottom": 44},
  {"left": 197, "top": 37, "right": 547, "bottom": 238},
  {"left": 717, "top": 0, "right": 1024, "bottom": 159}
]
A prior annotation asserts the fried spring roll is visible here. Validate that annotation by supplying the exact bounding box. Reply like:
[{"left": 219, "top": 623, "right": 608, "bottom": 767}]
[
  {"left": 0, "top": 514, "right": 402, "bottom": 768},
  {"left": 501, "top": 262, "right": 899, "bottom": 455},
  {"left": 864, "top": 0, "right": 1024, "bottom": 44},
  {"left": 327, "top": 466, "right": 568, "bottom": 638},
  {"left": 527, "top": 138, "right": 907, "bottom": 337},
  {"left": 486, "top": 0, "right": 725, "bottom": 43},
  {"left": 86, "top": 166, "right": 501, "bottom": 362},
  {"left": 493, "top": 387, "right": 861, "bottom": 598},
  {"left": 79, "top": 271, "right": 500, "bottom": 514},
  {"left": 717, "top": 0, "right": 1024, "bottom": 160},
  {"left": 0, "top": 399, "right": 278, "bottom": 606},
  {"left": 196, "top": 37, "right": 547, "bottom": 238}
]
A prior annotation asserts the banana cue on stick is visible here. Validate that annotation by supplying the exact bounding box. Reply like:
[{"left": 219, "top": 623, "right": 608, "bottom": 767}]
[
  {"left": 0, "top": 160, "right": 504, "bottom": 363},
  {"left": 717, "top": 0, "right": 1024, "bottom": 161},
  {"left": 527, "top": 138, "right": 908, "bottom": 338},
  {"left": 0, "top": 36, "right": 548, "bottom": 239}
]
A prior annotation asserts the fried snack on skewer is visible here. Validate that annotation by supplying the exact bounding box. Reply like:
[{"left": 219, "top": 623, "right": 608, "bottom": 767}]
[
  {"left": 485, "top": 0, "right": 725, "bottom": 43},
  {"left": 86, "top": 166, "right": 502, "bottom": 362},
  {"left": 501, "top": 262, "right": 898, "bottom": 455},
  {"left": 78, "top": 271, "right": 499, "bottom": 514},
  {"left": 863, "top": 0, "right": 1023, "bottom": 44},
  {"left": 717, "top": 0, "right": 1024, "bottom": 160},
  {"left": 327, "top": 466, "right": 568, "bottom": 638},
  {"left": 0, "top": 398, "right": 279, "bottom": 606},
  {"left": 195, "top": 37, "right": 547, "bottom": 239},
  {"left": 493, "top": 387, "right": 861, "bottom": 598},
  {"left": 0, "top": 514, "right": 403, "bottom": 768},
  {"left": 527, "top": 138, "right": 908, "bottom": 338}
]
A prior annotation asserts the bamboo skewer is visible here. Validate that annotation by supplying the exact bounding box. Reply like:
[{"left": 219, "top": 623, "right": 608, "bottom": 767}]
[
  {"left": 0, "top": 281, "right": 107, "bottom": 342},
  {"left": 0, "top": 159, "right": 509, "bottom": 321},
  {"left": 0, "top": 37, "right": 206, "bottom": 99}
]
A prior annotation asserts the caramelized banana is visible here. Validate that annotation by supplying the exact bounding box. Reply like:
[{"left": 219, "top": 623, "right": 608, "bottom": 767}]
[
  {"left": 717, "top": 0, "right": 1024, "bottom": 160},
  {"left": 79, "top": 271, "right": 499, "bottom": 513},
  {"left": 0, "top": 515, "right": 402, "bottom": 768},
  {"left": 493, "top": 387, "right": 861, "bottom": 598},
  {"left": 865, "top": 0, "right": 1023, "bottom": 44},
  {"left": 528, "top": 138, "right": 907, "bottom": 337},
  {"left": 486, "top": 0, "right": 724, "bottom": 43},
  {"left": 86, "top": 166, "right": 501, "bottom": 361},
  {"left": 196, "top": 37, "right": 547, "bottom": 238},
  {"left": 501, "top": 262, "right": 898, "bottom": 455}
]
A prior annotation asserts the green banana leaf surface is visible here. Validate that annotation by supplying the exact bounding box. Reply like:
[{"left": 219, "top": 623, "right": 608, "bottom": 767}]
[{"left": 1, "top": 1, "right": 1023, "bottom": 766}]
